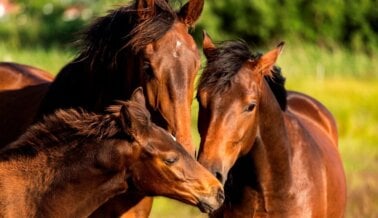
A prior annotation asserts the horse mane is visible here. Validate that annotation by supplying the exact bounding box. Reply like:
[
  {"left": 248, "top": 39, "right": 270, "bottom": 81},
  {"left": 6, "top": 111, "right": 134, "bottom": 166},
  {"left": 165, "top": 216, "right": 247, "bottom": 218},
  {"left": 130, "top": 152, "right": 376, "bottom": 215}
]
[
  {"left": 1, "top": 99, "right": 153, "bottom": 161},
  {"left": 265, "top": 66, "right": 287, "bottom": 110},
  {"left": 198, "top": 40, "right": 287, "bottom": 110},
  {"left": 0, "top": 108, "right": 121, "bottom": 161},
  {"left": 79, "top": 0, "right": 177, "bottom": 69}
]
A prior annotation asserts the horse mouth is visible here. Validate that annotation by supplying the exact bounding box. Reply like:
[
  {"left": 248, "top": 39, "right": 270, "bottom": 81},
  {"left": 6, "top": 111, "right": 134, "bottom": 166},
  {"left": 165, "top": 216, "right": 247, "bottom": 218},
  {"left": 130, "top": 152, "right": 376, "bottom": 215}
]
[{"left": 197, "top": 201, "right": 215, "bottom": 213}]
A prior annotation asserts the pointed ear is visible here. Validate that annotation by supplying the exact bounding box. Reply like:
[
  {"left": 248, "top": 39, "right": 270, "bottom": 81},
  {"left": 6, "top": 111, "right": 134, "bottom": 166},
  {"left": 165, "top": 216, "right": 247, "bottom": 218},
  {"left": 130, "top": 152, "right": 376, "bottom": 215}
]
[
  {"left": 257, "top": 42, "right": 284, "bottom": 76},
  {"left": 179, "top": 0, "right": 204, "bottom": 26},
  {"left": 137, "top": 0, "right": 155, "bottom": 20},
  {"left": 202, "top": 30, "right": 216, "bottom": 58},
  {"left": 130, "top": 87, "right": 146, "bottom": 107},
  {"left": 119, "top": 105, "right": 134, "bottom": 137}
]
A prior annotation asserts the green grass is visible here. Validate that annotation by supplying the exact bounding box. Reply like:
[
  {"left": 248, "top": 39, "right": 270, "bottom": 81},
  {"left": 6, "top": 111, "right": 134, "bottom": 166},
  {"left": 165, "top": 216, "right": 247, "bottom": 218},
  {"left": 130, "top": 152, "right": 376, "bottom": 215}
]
[
  {"left": 276, "top": 41, "right": 378, "bottom": 79},
  {"left": 1, "top": 43, "right": 377, "bottom": 217},
  {"left": 0, "top": 43, "right": 73, "bottom": 74}
]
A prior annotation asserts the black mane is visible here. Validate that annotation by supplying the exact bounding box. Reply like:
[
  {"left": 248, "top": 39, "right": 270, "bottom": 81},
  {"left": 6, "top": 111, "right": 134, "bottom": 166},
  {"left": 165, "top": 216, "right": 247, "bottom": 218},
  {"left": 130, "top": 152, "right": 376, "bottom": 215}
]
[
  {"left": 37, "top": 0, "right": 179, "bottom": 117},
  {"left": 265, "top": 66, "right": 287, "bottom": 110},
  {"left": 79, "top": 0, "right": 177, "bottom": 69},
  {"left": 198, "top": 40, "right": 287, "bottom": 110}
]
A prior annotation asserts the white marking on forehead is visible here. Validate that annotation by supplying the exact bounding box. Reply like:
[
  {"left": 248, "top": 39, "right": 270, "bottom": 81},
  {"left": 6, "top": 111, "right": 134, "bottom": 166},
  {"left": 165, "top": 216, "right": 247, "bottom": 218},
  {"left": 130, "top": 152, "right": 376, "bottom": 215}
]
[
  {"left": 173, "top": 40, "right": 182, "bottom": 58},
  {"left": 176, "top": 40, "right": 182, "bottom": 48},
  {"left": 169, "top": 133, "right": 177, "bottom": 141}
]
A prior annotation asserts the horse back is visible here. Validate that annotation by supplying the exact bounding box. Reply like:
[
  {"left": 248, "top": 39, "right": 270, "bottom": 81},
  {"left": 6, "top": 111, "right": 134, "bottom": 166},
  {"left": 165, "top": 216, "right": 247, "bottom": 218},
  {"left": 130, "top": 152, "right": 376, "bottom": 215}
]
[
  {"left": 0, "top": 62, "right": 53, "bottom": 90},
  {"left": 286, "top": 90, "right": 338, "bottom": 146},
  {"left": 0, "top": 62, "right": 53, "bottom": 146},
  {"left": 285, "top": 91, "right": 346, "bottom": 217}
]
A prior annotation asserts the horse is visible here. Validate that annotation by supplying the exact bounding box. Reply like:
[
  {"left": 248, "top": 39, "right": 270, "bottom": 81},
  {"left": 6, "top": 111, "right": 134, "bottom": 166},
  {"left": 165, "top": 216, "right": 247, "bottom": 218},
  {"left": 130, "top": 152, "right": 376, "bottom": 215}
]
[
  {"left": 0, "top": 88, "right": 224, "bottom": 218},
  {"left": 36, "top": 0, "right": 203, "bottom": 156},
  {"left": 195, "top": 33, "right": 346, "bottom": 217},
  {"left": 1, "top": 0, "right": 205, "bottom": 216},
  {"left": 0, "top": 62, "right": 53, "bottom": 146}
]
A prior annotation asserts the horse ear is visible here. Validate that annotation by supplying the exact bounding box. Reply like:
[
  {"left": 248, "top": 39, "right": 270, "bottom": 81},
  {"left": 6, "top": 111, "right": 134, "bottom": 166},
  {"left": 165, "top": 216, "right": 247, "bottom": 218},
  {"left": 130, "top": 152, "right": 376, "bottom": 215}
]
[
  {"left": 257, "top": 42, "right": 284, "bottom": 76},
  {"left": 130, "top": 87, "right": 146, "bottom": 108},
  {"left": 179, "top": 0, "right": 204, "bottom": 26},
  {"left": 202, "top": 30, "right": 216, "bottom": 58},
  {"left": 119, "top": 105, "right": 134, "bottom": 137},
  {"left": 137, "top": 0, "right": 155, "bottom": 20}
]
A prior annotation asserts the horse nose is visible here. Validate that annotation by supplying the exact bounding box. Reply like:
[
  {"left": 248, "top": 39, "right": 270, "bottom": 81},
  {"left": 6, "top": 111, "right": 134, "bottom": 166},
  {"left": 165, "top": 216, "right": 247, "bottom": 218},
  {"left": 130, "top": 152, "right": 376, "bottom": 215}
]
[
  {"left": 215, "top": 171, "right": 224, "bottom": 184},
  {"left": 217, "top": 188, "right": 225, "bottom": 204},
  {"left": 197, "top": 186, "right": 225, "bottom": 213},
  {"left": 203, "top": 164, "right": 225, "bottom": 184}
]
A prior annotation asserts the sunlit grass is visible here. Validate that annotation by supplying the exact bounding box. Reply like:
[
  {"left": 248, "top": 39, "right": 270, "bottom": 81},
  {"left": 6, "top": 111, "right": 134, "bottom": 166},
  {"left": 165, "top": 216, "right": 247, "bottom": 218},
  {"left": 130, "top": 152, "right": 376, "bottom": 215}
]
[
  {"left": 276, "top": 41, "right": 378, "bottom": 79},
  {"left": 0, "top": 43, "right": 73, "bottom": 74},
  {"left": 1, "top": 43, "right": 377, "bottom": 217}
]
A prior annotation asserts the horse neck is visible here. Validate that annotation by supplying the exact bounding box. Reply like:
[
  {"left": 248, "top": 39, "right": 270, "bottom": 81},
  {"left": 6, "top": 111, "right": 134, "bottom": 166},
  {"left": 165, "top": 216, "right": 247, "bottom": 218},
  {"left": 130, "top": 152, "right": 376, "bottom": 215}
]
[
  {"left": 0, "top": 141, "right": 128, "bottom": 218},
  {"left": 84, "top": 52, "right": 143, "bottom": 110},
  {"left": 250, "top": 80, "right": 294, "bottom": 207}
]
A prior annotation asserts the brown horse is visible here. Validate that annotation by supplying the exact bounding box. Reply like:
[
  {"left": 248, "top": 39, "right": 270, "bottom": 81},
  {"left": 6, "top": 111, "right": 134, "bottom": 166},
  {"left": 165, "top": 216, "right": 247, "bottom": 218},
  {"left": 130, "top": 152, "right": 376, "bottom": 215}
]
[
  {"left": 0, "top": 62, "right": 53, "bottom": 146},
  {"left": 1, "top": 0, "right": 204, "bottom": 216},
  {"left": 0, "top": 88, "right": 224, "bottom": 218},
  {"left": 196, "top": 33, "right": 346, "bottom": 217},
  {"left": 36, "top": 0, "right": 202, "bottom": 156}
]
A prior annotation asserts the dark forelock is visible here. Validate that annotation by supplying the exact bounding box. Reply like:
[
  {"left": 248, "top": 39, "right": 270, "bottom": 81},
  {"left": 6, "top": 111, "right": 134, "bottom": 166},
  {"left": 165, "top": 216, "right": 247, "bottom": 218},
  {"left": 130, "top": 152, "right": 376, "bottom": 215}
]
[{"left": 198, "top": 40, "right": 287, "bottom": 110}]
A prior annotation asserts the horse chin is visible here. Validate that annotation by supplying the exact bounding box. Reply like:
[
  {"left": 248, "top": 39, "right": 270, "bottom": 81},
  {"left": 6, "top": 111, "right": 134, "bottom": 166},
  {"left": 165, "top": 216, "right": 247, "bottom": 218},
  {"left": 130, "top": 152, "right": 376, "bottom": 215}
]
[
  {"left": 197, "top": 189, "right": 225, "bottom": 213},
  {"left": 197, "top": 201, "right": 214, "bottom": 213}
]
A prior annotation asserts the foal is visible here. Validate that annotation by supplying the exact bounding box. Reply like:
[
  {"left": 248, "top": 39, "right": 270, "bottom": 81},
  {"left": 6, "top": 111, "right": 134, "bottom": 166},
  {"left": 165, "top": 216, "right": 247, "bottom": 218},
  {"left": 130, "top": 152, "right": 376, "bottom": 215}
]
[
  {"left": 0, "top": 88, "right": 224, "bottom": 218},
  {"left": 196, "top": 34, "right": 346, "bottom": 217}
]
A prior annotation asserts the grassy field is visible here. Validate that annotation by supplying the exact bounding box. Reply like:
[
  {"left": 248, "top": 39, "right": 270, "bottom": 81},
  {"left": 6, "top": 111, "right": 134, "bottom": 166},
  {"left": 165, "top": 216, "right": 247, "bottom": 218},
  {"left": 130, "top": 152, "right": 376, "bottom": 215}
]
[{"left": 1, "top": 42, "right": 377, "bottom": 217}]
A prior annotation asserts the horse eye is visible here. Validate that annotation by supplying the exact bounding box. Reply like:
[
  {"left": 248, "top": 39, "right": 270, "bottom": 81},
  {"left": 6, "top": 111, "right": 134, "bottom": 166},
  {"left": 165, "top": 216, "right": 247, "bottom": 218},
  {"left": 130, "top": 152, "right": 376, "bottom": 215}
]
[
  {"left": 143, "top": 61, "right": 154, "bottom": 77},
  {"left": 245, "top": 103, "right": 256, "bottom": 112},
  {"left": 163, "top": 157, "right": 178, "bottom": 166}
]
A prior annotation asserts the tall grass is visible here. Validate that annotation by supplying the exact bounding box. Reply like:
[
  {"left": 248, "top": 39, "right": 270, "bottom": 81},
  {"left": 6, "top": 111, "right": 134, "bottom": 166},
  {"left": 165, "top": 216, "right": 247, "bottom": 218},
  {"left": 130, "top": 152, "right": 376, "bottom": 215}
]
[{"left": 1, "top": 43, "right": 377, "bottom": 217}]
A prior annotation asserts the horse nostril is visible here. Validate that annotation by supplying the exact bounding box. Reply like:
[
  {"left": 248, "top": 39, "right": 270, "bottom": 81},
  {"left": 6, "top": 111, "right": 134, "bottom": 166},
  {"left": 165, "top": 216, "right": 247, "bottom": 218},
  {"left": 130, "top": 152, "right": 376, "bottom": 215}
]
[
  {"left": 217, "top": 188, "right": 225, "bottom": 203},
  {"left": 215, "top": 172, "right": 223, "bottom": 183}
]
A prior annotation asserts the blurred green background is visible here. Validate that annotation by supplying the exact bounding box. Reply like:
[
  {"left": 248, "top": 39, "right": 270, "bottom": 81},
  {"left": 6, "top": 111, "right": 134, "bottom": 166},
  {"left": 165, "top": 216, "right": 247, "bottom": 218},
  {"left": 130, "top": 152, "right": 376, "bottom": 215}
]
[{"left": 0, "top": 0, "right": 377, "bottom": 217}]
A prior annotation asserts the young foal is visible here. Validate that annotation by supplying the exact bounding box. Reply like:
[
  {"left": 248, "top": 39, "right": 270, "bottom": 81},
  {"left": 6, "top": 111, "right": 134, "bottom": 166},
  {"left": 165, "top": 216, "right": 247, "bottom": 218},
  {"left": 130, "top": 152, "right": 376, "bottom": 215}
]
[
  {"left": 0, "top": 88, "right": 224, "bottom": 218},
  {"left": 196, "top": 34, "right": 346, "bottom": 217}
]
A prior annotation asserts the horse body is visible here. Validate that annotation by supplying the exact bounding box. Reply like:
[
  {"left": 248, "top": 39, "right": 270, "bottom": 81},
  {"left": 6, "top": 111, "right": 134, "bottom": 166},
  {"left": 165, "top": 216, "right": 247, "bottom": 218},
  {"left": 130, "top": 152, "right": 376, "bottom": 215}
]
[
  {"left": 0, "top": 89, "right": 224, "bottom": 218},
  {"left": 0, "top": 62, "right": 53, "bottom": 146},
  {"left": 197, "top": 35, "right": 346, "bottom": 217},
  {"left": 286, "top": 91, "right": 338, "bottom": 146}
]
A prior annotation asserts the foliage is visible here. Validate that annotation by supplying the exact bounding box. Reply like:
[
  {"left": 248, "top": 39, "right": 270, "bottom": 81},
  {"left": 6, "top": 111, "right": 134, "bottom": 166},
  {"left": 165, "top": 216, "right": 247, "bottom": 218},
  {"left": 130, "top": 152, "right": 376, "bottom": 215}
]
[
  {"left": 195, "top": 0, "right": 378, "bottom": 53},
  {"left": 0, "top": 0, "right": 121, "bottom": 48}
]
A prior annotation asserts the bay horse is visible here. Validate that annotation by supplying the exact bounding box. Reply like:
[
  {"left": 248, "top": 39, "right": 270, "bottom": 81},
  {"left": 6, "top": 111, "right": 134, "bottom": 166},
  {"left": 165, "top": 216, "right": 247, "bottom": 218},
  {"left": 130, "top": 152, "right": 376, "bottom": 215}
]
[
  {"left": 196, "top": 33, "right": 346, "bottom": 217},
  {"left": 37, "top": 0, "right": 203, "bottom": 157},
  {"left": 0, "top": 88, "right": 224, "bottom": 218},
  {"left": 1, "top": 0, "right": 204, "bottom": 216},
  {"left": 0, "top": 62, "right": 53, "bottom": 146}
]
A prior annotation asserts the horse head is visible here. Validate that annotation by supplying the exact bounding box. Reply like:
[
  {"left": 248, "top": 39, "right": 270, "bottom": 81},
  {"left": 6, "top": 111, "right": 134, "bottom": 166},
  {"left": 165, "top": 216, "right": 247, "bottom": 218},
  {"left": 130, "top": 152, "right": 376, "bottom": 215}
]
[
  {"left": 196, "top": 32, "right": 284, "bottom": 184},
  {"left": 105, "top": 88, "right": 224, "bottom": 213},
  {"left": 134, "top": 0, "right": 204, "bottom": 156}
]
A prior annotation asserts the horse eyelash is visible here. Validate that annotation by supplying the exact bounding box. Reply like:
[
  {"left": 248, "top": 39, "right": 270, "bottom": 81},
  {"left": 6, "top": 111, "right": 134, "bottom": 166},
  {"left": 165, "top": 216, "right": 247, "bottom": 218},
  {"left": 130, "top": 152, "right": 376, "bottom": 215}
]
[
  {"left": 143, "top": 60, "right": 150, "bottom": 69},
  {"left": 143, "top": 61, "right": 154, "bottom": 77}
]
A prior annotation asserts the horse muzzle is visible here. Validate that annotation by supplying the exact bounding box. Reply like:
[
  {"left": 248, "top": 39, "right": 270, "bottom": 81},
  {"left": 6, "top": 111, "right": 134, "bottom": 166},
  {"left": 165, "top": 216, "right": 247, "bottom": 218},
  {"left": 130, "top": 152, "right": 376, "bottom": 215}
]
[{"left": 197, "top": 187, "right": 225, "bottom": 213}]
